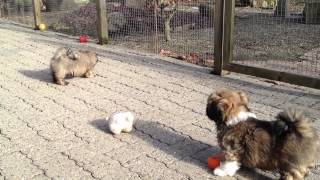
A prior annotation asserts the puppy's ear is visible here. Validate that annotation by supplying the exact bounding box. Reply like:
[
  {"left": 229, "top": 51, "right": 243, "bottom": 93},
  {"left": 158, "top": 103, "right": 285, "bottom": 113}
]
[
  {"left": 207, "top": 92, "right": 219, "bottom": 104},
  {"left": 218, "top": 98, "right": 231, "bottom": 112},
  {"left": 238, "top": 91, "right": 249, "bottom": 105},
  {"left": 216, "top": 89, "right": 226, "bottom": 97},
  {"left": 207, "top": 93, "right": 220, "bottom": 120}
]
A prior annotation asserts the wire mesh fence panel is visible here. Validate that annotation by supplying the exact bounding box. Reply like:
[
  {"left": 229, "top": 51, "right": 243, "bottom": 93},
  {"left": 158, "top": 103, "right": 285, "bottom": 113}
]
[
  {"left": 104, "top": 0, "right": 156, "bottom": 52},
  {"left": 233, "top": 0, "right": 320, "bottom": 78},
  {"left": 0, "top": 0, "right": 215, "bottom": 67},
  {"left": 155, "top": 0, "right": 215, "bottom": 67},
  {"left": 0, "top": 0, "right": 34, "bottom": 26},
  {"left": 0, "top": 0, "right": 95, "bottom": 34},
  {"left": 103, "top": 0, "right": 215, "bottom": 67},
  {"left": 41, "top": 0, "right": 95, "bottom": 36},
  {"left": 0, "top": 0, "right": 216, "bottom": 68}
]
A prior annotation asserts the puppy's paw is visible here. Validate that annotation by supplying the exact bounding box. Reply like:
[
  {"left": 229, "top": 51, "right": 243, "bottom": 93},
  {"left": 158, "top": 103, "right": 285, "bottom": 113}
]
[
  {"left": 214, "top": 168, "right": 227, "bottom": 176},
  {"left": 214, "top": 161, "right": 240, "bottom": 177},
  {"left": 84, "top": 71, "right": 94, "bottom": 78},
  {"left": 110, "top": 127, "right": 122, "bottom": 135},
  {"left": 224, "top": 161, "right": 240, "bottom": 176},
  {"left": 56, "top": 79, "right": 69, "bottom": 86},
  {"left": 122, "top": 126, "right": 133, "bottom": 133},
  {"left": 87, "top": 73, "right": 94, "bottom": 78}
]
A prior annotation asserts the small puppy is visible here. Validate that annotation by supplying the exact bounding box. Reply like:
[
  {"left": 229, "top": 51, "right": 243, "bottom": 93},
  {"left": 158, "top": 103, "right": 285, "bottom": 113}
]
[
  {"left": 106, "top": 112, "right": 135, "bottom": 135},
  {"left": 206, "top": 89, "right": 319, "bottom": 180},
  {"left": 50, "top": 47, "right": 98, "bottom": 85}
]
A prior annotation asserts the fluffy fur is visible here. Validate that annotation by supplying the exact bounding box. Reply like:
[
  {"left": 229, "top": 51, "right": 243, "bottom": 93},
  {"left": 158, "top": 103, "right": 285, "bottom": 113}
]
[
  {"left": 214, "top": 161, "right": 240, "bottom": 176},
  {"left": 50, "top": 47, "right": 98, "bottom": 85},
  {"left": 106, "top": 112, "right": 135, "bottom": 135},
  {"left": 206, "top": 89, "right": 319, "bottom": 180}
]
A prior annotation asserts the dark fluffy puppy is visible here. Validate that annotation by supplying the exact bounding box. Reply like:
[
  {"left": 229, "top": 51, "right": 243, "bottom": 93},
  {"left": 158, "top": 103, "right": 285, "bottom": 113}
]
[
  {"left": 50, "top": 47, "right": 98, "bottom": 85},
  {"left": 206, "top": 89, "right": 319, "bottom": 180}
]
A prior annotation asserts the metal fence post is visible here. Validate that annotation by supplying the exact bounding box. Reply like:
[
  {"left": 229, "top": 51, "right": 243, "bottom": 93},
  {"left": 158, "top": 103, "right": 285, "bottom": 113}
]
[
  {"left": 32, "top": 0, "right": 41, "bottom": 30},
  {"left": 213, "top": 0, "right": 234, "bottom": 75},
  {"left": 96, "top": 0, "right": 108, "bottom": 45}
]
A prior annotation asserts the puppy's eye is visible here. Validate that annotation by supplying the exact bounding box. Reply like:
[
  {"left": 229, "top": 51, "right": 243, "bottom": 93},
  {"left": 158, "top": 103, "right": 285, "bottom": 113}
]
[
  {"left": 224, "top": 138, "right": 238, "bottom": 149},
  {"left": 228, "top": 141, "right": 235, "bottom": 148},
  {"left": 125, "top": 117, "right": 131, "bottom": 122}
]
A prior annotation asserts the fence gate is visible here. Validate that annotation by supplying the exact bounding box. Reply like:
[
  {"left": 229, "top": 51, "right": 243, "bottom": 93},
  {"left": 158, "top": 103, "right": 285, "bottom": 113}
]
[{"left": 214, "top": 0, "right": 320, "bottom": 89}]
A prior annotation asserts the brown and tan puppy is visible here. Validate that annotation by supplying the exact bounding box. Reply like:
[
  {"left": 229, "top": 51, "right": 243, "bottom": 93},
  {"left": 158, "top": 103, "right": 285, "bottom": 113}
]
[
  {"left": 206, "top": 89, "right": 319, "bottom": 180},
  {"left": 50, "top": 47, "right": 98, "bottom": 85}
]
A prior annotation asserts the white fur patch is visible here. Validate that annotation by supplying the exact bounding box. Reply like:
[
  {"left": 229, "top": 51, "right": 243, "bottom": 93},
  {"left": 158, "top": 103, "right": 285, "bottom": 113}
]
[
  {"left": 227, "top": 111, "right": 257, "bottom": 126},
  {"left": 214, "top": 161, "right": 240, "bottom": 176},
  {"left": 106, "top": 112, "right": 135, "bottom": 135}
]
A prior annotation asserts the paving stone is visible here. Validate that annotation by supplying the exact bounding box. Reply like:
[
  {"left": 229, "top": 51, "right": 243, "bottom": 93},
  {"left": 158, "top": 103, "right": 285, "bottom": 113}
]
[
  {"left": 33, "top": 153, "right": 94, "bottom": 180},
  {"left": 134, "top": 121, "right": 188, "bottom": 145},
  {"left": 84, "top": 156, "right": 137, "bottom": 180},
  {"left": 30, "top": 174, "right": 51, "bottom": 180},
  {"left": 0, "top": 152, "right": 42, "bottom": 179},
  {"left": 289, "top": 95, "right": 320, "bottom": 107},
  {"left": 108, "top": 139, "right": 160, "bottom": 164},
  {"left": 168, "top": 157, "right": 220, "bottom": 180},
  {"left": 20, "top": 137, "right": 85, "bottom": 161},
  {"left": 124, "top": 156, "right": 189, "bottom": 180},
  {"left": 174, "top": 124, "right": 217, "bottom": 146}
]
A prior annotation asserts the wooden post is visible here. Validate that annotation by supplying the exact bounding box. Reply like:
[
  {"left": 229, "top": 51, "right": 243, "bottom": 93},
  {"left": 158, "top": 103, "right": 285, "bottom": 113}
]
[
  {"left": 213, "top": 0, "right": 224, "bottom": 75},
  {"left": 96, "top": 0, "right": 108, "bottom": 44},
  {"left": 32, "top": 0, "right": 41, "bottom": 30},
  {"left": 223, "top": 0, "right": 235, "bottom": 66},
  {"left": 213, "top": 0, "right": 234, "bottom": 75}
]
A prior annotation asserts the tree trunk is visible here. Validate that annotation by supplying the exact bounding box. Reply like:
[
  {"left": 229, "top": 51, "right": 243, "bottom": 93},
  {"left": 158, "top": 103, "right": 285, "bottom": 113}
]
[
  {"left": 164, "top": 15, "right": 171, "bottom": 41},
  {"left": 163, "top": 8, "right": 176, "bottom": 42}
]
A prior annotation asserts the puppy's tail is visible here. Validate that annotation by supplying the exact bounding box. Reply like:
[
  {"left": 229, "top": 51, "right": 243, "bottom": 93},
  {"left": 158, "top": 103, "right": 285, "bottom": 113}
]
[{"left": 275, "top": 108, "right": 314, "bottom": 138}]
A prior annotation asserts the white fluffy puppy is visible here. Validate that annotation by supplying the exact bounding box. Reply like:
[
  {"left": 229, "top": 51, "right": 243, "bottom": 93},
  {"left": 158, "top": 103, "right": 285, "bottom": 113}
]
[{"left": 106, "top": 112, "right": 135, "bottom": 135}]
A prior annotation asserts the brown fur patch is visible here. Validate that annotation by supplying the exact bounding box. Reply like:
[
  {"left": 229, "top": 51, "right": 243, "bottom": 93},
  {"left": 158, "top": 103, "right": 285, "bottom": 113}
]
[{"left": 206, "top": 89, "right": 249, "bottom": 124}]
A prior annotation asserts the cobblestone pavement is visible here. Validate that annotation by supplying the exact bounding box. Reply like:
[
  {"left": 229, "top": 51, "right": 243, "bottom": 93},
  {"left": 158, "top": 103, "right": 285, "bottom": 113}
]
[{"left": 0, "top": 21, "right": 320, "bottom": 180}]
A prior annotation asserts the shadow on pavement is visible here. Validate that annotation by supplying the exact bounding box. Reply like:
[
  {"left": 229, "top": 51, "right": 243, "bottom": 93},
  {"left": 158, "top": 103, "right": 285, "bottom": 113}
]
[
  {"left": 89, "top": 118, "right": 275, "bottom": 179},
  {"left": 19, "top": 69, "right": 54, "bottom": 83}
]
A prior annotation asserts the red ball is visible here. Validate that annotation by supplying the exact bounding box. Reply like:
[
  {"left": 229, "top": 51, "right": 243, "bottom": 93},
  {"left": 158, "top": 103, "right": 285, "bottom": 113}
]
[
  {"left": 211, "top": 152, "right": 224, "bottom": 159},
  {"left": 79, "top": 35, "right": 87, "bottom": 43},
  {"left": 207, "top": 156, "right": 220, "bottom": 170}
]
